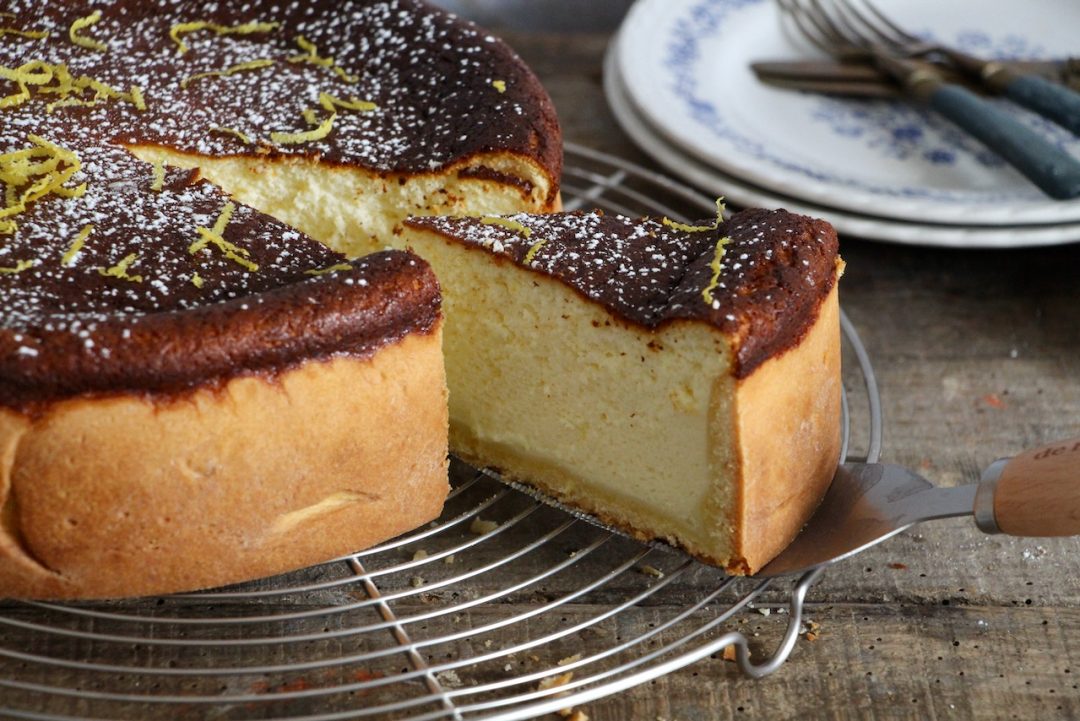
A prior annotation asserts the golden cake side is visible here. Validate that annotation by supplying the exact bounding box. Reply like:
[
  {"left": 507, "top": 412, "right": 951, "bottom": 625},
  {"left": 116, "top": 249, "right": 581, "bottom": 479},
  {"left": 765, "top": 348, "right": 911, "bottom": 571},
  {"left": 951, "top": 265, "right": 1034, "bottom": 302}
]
[
  {"left": 0, "top": 329, "right": 448, "bottom": 600},
  {"left": 716, "top": 281, "right": 842, "bottom": 573}
]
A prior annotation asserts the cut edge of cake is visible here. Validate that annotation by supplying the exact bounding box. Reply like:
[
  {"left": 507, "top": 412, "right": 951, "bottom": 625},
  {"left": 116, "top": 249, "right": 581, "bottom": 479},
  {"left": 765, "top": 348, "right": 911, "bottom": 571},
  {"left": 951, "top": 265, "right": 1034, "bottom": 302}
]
[
  {"left": 126, "top": 146, "right": 560, "bottom": 260},
  {"left": 400, "top": 209, "right": 843, "bottom": 574}
]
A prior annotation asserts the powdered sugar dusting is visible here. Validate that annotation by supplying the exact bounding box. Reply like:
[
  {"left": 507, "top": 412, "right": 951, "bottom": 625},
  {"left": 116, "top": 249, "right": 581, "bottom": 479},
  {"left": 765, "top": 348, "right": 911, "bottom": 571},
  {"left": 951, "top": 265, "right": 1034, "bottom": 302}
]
[
  {"left": 1, "top": 0, "right": 546, "bottom": 375},
  {"left": 408, "top": 208, "right": 840, "bottom": 375}
]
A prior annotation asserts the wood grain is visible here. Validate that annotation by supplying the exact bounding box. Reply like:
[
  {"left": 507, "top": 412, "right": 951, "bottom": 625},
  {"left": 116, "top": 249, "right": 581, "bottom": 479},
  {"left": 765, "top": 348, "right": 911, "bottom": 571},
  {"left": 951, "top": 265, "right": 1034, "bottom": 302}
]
[{"left": 995, "top": 436, "right": 1080, "bottom": 537}]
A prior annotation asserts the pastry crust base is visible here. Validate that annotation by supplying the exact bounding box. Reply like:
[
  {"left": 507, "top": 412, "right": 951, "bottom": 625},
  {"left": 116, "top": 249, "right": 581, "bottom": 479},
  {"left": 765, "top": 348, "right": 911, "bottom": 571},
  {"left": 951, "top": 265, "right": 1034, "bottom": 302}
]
[
  {"left": 730, "top": 281, "right": 843, "bottom": 573},
  {"left": 0, "top": 328, "right": 449, "bottom": 600}
]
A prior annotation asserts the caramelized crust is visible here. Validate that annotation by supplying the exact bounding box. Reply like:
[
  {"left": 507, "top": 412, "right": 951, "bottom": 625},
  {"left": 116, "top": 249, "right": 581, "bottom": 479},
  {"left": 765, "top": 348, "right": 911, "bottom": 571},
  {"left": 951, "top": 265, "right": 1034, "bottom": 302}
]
[
  {"left": 406, "top": 207, "right": 839, "bottom": 376},
  {"left": 1, "top": 249, "right": 441, "bottom": 412},
  {"left": 1, "top": 0, "right": 559, "bottom": 409},
  {"left": 1, "top": 0, "right": 560, "bottom": 189}
]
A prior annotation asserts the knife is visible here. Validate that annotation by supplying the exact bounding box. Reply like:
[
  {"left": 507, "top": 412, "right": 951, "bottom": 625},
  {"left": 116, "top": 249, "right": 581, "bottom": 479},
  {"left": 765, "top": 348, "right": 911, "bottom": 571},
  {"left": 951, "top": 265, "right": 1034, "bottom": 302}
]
[{"left": 752, "top": 57, "right": 1080, "bottom": 93}]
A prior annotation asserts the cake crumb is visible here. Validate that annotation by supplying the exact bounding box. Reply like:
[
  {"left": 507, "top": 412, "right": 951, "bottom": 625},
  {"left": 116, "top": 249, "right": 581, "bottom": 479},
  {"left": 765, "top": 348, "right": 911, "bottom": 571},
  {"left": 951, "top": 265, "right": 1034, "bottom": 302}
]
[
  {"left": 537, "top": 671, "right": 574, "bottom": 691},
  {"left": 436, "top": 670, "right": 464, "bottom": 688},
  {"left": 639, "top": 565, "right": 664, "bottom": 578},
  {"left": 558, "top": 654, "right": 582, "bottom": 666},
  {"left": 410, "top": 576, "right": 425, "bottom": 588},
  {"left": 722, "top": 646, "right": 737, "bottom": 662},
  {"left": 756, "top": 607, "right": 771, "bottom": 617},
  {"left": 804, "top": 620, "right": 821, "bottom": 641},
  {"left": 470, "top": 517, "right": 499, "bottom": 535},
  {"left": 412, "top": 549, "right": 428, "bottom": 561},
  {"left": 444, "top": 554, "right": 456, "bottom": 564}
]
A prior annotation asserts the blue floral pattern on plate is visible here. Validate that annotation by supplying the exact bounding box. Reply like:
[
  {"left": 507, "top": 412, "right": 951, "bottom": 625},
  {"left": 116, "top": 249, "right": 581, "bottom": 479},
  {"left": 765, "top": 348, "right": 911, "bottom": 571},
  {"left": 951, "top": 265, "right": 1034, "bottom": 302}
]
[{"left": 661, "top": 0, "right": 1079, "bottom": 203}]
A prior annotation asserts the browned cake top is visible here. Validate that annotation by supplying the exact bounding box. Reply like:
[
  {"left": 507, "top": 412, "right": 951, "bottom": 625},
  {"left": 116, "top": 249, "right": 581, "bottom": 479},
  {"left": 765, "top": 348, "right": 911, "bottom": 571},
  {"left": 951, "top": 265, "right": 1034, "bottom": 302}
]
[
  {"left": 0, "top": 0, "right": 561, "bottom": 409},
  {"left": 406, "top": 207, "right": 840, "bottom": 377},
  {"left": 1, "top": 0, "right": 560, "bottom": 177},
  {"left": 0, "top": 244, "right": 442, "bottom": 413}
]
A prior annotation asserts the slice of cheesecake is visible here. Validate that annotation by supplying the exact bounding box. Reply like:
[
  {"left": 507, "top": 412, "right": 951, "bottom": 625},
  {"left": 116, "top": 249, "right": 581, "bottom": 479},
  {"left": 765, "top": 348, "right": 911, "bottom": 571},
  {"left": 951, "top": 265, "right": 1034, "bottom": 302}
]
[{"left": 404, "top": 207, "right": 843, "bottom": 573}]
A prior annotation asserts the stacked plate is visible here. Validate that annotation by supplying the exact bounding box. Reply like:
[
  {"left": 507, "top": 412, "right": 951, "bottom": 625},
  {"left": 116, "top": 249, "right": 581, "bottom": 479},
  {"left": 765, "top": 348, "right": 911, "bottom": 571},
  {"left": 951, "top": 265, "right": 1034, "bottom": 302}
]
[{"left": 607, "top": 0, "right": 1080, "bottom": 247}]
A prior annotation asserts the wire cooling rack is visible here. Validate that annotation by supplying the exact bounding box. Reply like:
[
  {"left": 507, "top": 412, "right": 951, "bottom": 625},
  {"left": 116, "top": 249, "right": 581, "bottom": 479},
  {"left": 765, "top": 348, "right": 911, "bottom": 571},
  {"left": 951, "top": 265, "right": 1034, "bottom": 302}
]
[{"left": 0, "top": 143, "right": 883, "bottom": 721}]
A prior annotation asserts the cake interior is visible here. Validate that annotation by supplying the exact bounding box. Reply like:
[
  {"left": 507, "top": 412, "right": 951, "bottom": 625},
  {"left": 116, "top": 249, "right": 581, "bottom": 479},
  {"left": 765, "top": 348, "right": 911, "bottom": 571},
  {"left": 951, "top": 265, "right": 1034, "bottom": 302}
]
[
  {"left": 400, "top": 228, "right": 742, "bottom": 563},
  {"left": 128, "top": 147, "right": 555, "bottom": 258}
]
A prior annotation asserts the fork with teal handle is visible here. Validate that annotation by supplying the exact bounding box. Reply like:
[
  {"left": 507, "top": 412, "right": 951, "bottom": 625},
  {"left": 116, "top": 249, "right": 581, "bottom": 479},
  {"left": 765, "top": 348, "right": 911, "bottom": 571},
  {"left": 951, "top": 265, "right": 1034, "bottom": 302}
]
[
  {"left": 779, "top": 0, "right": 1080, "bottom": 200},
  {"left": 838, "top": 0, "right": 1080, "bottom": 136}
]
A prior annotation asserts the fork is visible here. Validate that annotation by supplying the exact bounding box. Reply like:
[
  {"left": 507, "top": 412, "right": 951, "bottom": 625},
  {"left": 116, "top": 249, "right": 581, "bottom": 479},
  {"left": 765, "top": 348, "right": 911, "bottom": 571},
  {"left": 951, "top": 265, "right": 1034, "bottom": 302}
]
[
  {"left": 833, "top": 0, "right": 1080, "bottom": 136},
  {"left": 779, "top": 0, "right": 1080, "bottom": 200}
]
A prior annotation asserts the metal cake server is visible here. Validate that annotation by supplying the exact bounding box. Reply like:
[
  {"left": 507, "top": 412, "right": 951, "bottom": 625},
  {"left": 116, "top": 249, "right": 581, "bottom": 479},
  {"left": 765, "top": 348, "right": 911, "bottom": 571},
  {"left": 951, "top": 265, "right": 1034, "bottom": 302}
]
[
  {"left": 481, "top": 424, "right": 1079, "bottom": 580},
  {"left": 757, "top": 436, "right": 1080, "bottom": 577}
]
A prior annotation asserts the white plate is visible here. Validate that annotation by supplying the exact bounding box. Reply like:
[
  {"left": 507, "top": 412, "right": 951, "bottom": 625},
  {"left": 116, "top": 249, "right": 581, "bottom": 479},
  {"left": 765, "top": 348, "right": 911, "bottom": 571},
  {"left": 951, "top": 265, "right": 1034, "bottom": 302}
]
[
  {"left": 616, "top": 0, "right": 1080, "bottom": 226},
  {"left": 605, "top": 39, "right": 1080, "bottom": 247}
]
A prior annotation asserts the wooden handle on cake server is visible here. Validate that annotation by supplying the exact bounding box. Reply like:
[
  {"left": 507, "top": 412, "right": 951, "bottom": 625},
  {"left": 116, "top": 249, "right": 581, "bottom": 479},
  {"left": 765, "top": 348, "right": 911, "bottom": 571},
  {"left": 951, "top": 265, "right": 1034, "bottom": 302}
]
[{"left": 975, "top": 436, "right": 1080, "bottom": 536}]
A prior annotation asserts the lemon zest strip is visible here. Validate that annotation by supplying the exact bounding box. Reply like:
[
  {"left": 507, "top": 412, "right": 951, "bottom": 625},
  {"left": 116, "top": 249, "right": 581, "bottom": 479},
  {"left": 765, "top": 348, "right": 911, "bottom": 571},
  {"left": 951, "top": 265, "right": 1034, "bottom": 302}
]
[
  {"left": 192, "top": 228, "right": 259, "bottom": 271},
  {"left": 210, "top": 126, "right": 254, "bottom": 144},
  {"left": 701, "top": 236, "right": 733, "bottom": 307},
  {"left": 522, "top": 238, "right": 547, "bottom": 265},
  {"left": 304, "top": 263, "right": 352, "bottom": 276},
  {"left": 211, "top": 201, "right": 236, "bottom": 235},
  {"left": 189, "top": 202, "right": 258, "bottom": 272},
  {"left": 70, "top": 11, "right": 108, "bottom": 52},
  {"left": 191, "top": 271, "right": 204, "bottom": 288},
  {"left": 150, "top": 159, "right": 165, "bottom": 192},
  {"left": 0, "top": 259, "right": 34, "bottom": 274},
  {"left": 318, "top": 92, "right": 377, "bottom": 113},
  {"left": 479, "top": 216, "right": 532, "bottom": 238},
  {"left": 0, "top": 59, "right": 52, "bottom": 84},
  {"left": 62, "top": 224, "right": 93, "bottom": 266},
  {"left": 270, "top": 112, "right": 335, "bottom": 145},
  {"left": 97, "top": 253, "right": 143, "bottom": 283},
  {"left": 492, "top": 79, "right": 506, "bottom": 93},
  {"left": 0, "top": 134, "right": 83, "bottom": 235},
  {"left": 0, "top": 28, "right": 48, "bottom": 40},
  {"left": 180, "top": 59, "right": 274, "bottom": 89},
  {"left": 662, "top": 197, "right": 727, "bottom": 233},
  {"left": 169, "top": 20, "right": 280, "bottom": 56},
  {"left": 129, "top": 85, "right": 146, "bottom": 110},
  {"left": 2, "top": 60, "right": 145, "bottom": 112},
  {"left": 287, "top": 35, "right": 358, "bottom": 83}
]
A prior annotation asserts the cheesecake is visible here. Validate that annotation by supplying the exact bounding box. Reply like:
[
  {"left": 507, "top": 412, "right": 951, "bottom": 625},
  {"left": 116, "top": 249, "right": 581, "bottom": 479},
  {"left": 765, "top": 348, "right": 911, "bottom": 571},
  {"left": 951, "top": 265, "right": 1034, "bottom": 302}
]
[
  {"left": 403, "top": 208, "right": 843, "bottom": 574},
  {"left": 0, "top": 0, "right": 559, "bottom": 599}
]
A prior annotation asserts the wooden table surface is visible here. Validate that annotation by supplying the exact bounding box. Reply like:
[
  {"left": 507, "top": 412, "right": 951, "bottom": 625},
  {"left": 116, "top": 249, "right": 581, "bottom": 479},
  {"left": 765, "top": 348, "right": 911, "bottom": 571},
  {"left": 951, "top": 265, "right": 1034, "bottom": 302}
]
[
  {"left": 3, "top": 26, "right": 1079, "bottom": 721},
  {"left": 504, "top": 29, "right": 1080, "bottom": 721}
]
